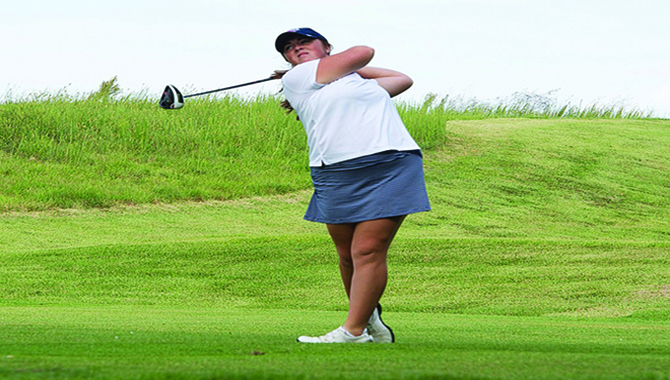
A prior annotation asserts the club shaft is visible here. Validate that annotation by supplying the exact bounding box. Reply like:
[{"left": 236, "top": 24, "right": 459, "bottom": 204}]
[{"left": 183, "top": 77, "right": 275, "bottom": 98}]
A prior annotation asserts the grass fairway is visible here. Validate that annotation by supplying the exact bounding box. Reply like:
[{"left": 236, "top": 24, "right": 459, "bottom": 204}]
[
  {"left": 1, "top": 116, "right": 670, "bottom": 379},
  {"left": 2, "top": 307, "right": 669, "bottom": 380}
]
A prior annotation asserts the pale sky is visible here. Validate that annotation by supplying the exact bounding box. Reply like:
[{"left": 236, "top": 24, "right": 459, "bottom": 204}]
[{"left": 2, "top": 0, "right": 669, "bottom": 117}]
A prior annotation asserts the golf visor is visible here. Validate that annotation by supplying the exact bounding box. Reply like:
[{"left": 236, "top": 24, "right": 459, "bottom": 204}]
[{"left": 275, "top": 28, "right": 328, "bottom": 53}]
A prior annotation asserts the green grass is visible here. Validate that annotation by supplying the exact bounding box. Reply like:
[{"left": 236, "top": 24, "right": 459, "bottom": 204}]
[
  {"left": 1, "top": 94, "right": 669, "bottom": 379},
  {"left": 0, "top": 92, "right": 654, "bottom": 212},
  {"left": 1, "top": 233, "right": 669, "bottom": 318},
  {"left": 0, "top": 96, "right": 312, "bottom": 210},
  {"left": 420, "top": 119, "right": 670, "bottom": 242},
  {"left": 2, "top": 308, "right": 669, "bottom": 380}
]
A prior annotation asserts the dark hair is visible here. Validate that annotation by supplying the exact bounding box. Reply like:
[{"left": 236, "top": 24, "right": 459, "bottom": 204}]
[
  {"left": 271, "top": 71, "right": 297, "bottom": 119},
  {"left": 280, "top": 99, "right": 297, "bottom": 119}
]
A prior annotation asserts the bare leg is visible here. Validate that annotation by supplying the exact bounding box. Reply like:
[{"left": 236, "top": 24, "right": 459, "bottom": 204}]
[
  {"left": 327, "top": 223, "right": 356, "bottom": 298},
  {"left": 327, "top": 216, "right": 405, "bottom": 336}
]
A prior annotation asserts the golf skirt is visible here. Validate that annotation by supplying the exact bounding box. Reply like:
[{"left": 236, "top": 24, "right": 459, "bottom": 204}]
[{"left": 304, "top": 150, "right": 431, "bottom": 224}]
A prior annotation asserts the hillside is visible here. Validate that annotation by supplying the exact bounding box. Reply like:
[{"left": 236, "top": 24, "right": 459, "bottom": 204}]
[{"left": 2, "top": 113, "right": 669, "bottom": 379}]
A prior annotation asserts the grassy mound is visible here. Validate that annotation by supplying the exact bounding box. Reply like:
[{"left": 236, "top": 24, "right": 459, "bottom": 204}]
[
  {"left": 0, "top": 94, "right": 655, "bottom": 211},
  {"left": 1, "top": 96, "right": 669, "bottom": 379}
]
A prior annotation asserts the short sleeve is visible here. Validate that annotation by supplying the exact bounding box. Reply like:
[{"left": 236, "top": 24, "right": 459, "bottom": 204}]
[{"left": 282, "top": 60, "right": 325, "bottom": 97}]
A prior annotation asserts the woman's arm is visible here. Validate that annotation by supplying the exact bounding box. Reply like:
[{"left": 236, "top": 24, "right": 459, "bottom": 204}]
[
  {"left": 356, "top": 67, "right": 413, "bottom": 97},
  {"left": 316, "top": 46, "right": 375, "bottom": 84}
]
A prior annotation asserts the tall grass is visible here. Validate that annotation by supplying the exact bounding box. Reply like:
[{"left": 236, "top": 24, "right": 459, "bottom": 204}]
[
  {"left": 0, "top": 83, "right": 659, "bottom": 211},
  {"left": 404, "top": 90, "right": 653, "bottom": 119},
  {"left": 0, "top": 93, "right": 312, "bottom": 210},
  {"left": 1, "top": 95, "right": 305, "bottom": 166}
]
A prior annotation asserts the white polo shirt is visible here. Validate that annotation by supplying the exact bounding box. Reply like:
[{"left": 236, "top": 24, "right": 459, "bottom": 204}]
[{"left": 282, "top": 59, "right": 421, "bottom": 167}]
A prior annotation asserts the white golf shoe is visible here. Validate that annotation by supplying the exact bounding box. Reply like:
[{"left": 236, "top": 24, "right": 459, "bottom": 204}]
[
  {"left": 366, "top": 304, "right": 395, "bottom": 343},
  {"left": 297, "top": 327, "right": 373, "bottom": 343}
]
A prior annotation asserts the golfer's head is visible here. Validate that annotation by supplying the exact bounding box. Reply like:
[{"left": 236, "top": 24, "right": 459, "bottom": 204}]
[{"left": 275, "top": 28, "right": 331, "bottom": 65}]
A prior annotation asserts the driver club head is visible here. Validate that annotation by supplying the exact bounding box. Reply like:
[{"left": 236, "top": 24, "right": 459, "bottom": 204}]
[{"left": 159, "top": 85, "right": 184, "bottom": 109}]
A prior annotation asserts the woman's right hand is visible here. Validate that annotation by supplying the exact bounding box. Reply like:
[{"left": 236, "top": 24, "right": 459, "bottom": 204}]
[{"left": 316, "top": 46, "right": 375, "bottom": 84}]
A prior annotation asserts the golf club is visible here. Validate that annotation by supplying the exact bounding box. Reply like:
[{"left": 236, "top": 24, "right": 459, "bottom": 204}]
[{"left": 159, "top": 76, "right": 277, "bottom": 109}]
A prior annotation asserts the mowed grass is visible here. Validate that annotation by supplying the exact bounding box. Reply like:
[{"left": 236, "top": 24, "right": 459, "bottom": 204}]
[
  {"left": 2, "top": 307, "right": 669, "bottom": 380},
  {"left": 2, "top": 235, "right": 670, "bottom": 318},
  {"left": 1, "top": 95, "right": 670, "bottom": 379}
]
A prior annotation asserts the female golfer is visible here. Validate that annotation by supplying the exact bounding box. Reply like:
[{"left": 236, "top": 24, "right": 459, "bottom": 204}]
[{"left": 275, "top": 28, "right": 430, "bottom": 343}]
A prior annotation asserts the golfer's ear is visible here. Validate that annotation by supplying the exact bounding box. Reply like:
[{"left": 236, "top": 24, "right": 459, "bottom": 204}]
[{"left": 316, "top": 46, "right": 374, "bottom": 84}]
